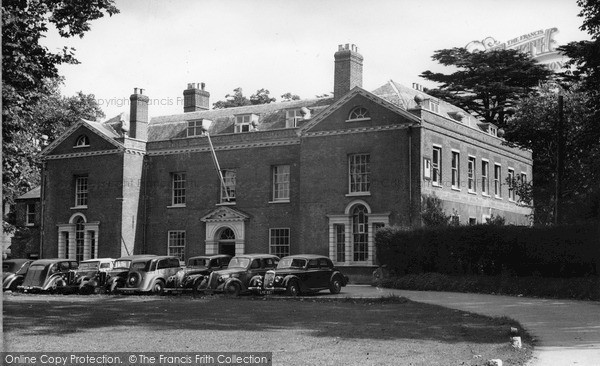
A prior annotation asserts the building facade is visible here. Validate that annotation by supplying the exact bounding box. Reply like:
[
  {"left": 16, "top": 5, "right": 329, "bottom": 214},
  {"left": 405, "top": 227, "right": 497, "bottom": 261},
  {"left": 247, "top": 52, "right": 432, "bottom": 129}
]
[{"left": 39, "top": 44, "right": 532, "bottom": 273}]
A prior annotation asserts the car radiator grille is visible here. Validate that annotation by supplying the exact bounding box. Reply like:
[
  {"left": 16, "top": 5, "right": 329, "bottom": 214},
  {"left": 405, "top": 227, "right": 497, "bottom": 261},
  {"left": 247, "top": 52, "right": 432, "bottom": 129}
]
[
  {"left": 263, "top": 271, "right": 275, "bottom": 289},
  {"left": 22, "top": 268, "right": 44, "bottom": 287},
  {"left": 207, "top": 272, "right": 219, "bottom": 289}
]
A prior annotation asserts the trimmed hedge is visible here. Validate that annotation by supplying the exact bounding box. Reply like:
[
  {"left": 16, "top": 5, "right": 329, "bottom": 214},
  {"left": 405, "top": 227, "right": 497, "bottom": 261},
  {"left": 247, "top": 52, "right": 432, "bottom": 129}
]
[{"left": 375, "top": 224, "right": 600, "bottom": 278}]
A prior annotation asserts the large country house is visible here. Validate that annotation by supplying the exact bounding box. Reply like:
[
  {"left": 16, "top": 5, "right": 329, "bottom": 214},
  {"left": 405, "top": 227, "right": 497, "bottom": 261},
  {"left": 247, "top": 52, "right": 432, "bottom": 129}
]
[{"left": 30, "top": 44, "right": 532, "bottom": 274}]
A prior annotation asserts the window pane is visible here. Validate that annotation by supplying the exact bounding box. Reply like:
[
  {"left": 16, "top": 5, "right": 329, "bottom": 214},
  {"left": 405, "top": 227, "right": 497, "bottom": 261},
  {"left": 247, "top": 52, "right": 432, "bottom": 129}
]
[
  {"left": 221, "top": 170, "right": 236, "bottom": 203},
  {"left": 270, "top": 228, "right": 290, "bottom": 257},
  {"left": 75, "top": 176, "right": 88, "bottom": 206},
  {"left": 273, "top": 165, "right": 290, "bottom": 201},
  {"left": 349, "top": 154, "right": 370, "bottom": 193},
  {"left": 168, "top": 231, "right": 186, "bottom": 261},
  {"left": 352, "top": 205, "right": 368, "bottom": 261},
  {"left": 172, "top": 172, "right": 186, "bottom": 205},
  {"left": 335, "top": 224, "right": 345, "bottom": 262}
]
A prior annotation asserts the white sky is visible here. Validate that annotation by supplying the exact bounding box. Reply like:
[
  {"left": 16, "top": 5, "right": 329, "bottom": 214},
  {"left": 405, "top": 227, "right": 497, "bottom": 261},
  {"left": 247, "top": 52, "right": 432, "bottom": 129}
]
[{"left": 41, "top": 0, "right": 590, "bottom": 119}]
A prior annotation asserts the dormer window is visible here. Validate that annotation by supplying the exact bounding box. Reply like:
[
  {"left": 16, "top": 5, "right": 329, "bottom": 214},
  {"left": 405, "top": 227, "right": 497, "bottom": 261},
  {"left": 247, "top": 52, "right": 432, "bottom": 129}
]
[
  {"left": 286, "top": 109, "right": 303, "bottom": 128},
  {"left": 489, "top": 126, "right": 498, "bottom": 137},
  {"left": 235, "top": 114, "right": 259, "bottom": 133},
  {"left": 187, "top": 120, "right": 204, "bottom": 137},
  {"left": 422, "top": 98, "right": 440, "bottom": 114},
  {"left": 75, "top": 135, "right": 90, "bottom": 147},
  {"left": 347, "top": 107, "right": 370, "bottom": 122}
]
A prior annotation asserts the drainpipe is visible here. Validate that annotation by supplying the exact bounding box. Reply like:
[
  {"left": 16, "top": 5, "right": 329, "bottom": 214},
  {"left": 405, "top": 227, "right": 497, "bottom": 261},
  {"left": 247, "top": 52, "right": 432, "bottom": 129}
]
[
  {"left": 39, "top": 161, "right": 47, "bottom": 258},
  {"left": 407, "top": 126, "right": 413, "bottom": 225}
]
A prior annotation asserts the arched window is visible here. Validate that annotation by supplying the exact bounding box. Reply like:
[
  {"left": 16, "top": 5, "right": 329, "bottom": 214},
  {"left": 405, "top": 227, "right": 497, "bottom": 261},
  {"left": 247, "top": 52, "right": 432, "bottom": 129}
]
[
  {"left": 75, "top": 216, "right": 85, "bottom": 261},
  {"left": 351, "top": 204, "right": 369, "bottom": 261},
  {"left": 220, "top": 228, "right": 235, "bottom": 240},
  {"left": 218, "top": 227, "right": 236, "bottom": 257},
  {"left": 75, "top": 135, "right": 90, "bottom": 147},
  {"left": 348, "top": 107, "right": 370, "bottom": 121}
]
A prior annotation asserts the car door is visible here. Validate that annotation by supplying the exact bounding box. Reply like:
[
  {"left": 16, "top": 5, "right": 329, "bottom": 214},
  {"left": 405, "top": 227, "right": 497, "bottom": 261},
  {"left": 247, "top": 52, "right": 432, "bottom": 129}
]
[
  {"left": 244, "top": 258, "right": 262, "bottom": 285},
  {"left": 305, "top": 259, "right": 321, "bottom": 289}
]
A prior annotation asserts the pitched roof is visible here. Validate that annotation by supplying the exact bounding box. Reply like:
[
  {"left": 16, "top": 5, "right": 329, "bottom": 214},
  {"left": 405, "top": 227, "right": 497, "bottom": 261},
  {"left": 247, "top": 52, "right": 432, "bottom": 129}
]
[
  {"left": 17, "top": 186, "right": 41, "bottom": 200},
  {"left": 148, "top": 98, "right": 332, "bottom": 142},
  {"left": 371, "top": 80, "right": 490, "bottom": 132}
]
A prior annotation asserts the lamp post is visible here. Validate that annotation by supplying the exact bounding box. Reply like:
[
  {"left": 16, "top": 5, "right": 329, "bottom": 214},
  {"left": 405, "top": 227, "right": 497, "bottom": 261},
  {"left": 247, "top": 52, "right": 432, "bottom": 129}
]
[{"left": 200, "top": 120, "right": 231, "bottom": 202}]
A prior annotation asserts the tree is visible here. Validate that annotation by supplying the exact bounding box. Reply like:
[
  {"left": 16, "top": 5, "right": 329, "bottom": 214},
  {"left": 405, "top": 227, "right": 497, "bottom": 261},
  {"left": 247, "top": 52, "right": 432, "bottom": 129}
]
[
  {"left": 212, "top": 88, "right": 250, "bottom": 109},
  {"left": 250, "top": 88, "right": 276, "bottom": 105},
  {"left": 281, "top": 92, "right": 300, "bottom": 101},
  {"left": 420, "top": 48, "right": 552, "bottom": 126},
  {"left": 504, "top": 82, "right": 600, "bottom": 224},
  {"left": 421, "top": 195, "right": 451, "bottom": 227},
  {"left": 2, "top": 1, "right": 118, "bottom": 232},
  {"left": 3, "top": 79, "right": 105, "bottom": 233}
]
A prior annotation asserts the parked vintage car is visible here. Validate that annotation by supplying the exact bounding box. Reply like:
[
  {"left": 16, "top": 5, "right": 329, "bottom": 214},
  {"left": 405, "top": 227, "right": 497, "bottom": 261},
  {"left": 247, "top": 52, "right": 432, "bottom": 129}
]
[
  {"left": 117, "top": 255, "right": 181, "bottom": 294},
  {"left": 105, "top": 254, "right": 157, "bottom": 293},
  {"left": 204, "top": 254, "right": 279, "bottom": 296},
  {"left": 18, "top": 259, "right": 79, "bottom": 293},
  {"left": 248, "top": 254, "right": 348, "bottom": 296},
  {"left": 165, "top": 254, "right": 231, "bottom": 293},
  {"left": 75, "top": 258, "right": 114, "bottom": 294},
  {"left": 3, "top": 259, "right": 34, "bottom": 291}
]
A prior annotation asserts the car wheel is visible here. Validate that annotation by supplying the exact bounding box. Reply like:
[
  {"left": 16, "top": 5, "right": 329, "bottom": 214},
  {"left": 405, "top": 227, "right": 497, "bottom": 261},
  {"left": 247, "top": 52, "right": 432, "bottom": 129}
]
[
  {"left": 152, "top": 280, "right": 165, "bottom": 295},
  {"left": 51, "top": 279, "right": 66, "bottom": 294},
  {"left": 224, "top": 281, "right": 241, "bottom": 296},
  {"left": 79, "top": 284, "right": 93, "bottom": 295},
  {"left": 329, "top": 277, "right": 342, "bottom": 294},
  {"left": 286, "top": 281, "right": 300, "bottom": 297}
]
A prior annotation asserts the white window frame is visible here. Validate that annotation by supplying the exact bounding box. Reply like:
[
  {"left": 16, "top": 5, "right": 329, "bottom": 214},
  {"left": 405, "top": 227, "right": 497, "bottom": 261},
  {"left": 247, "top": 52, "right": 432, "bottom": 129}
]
[
  {"left": 508, "top": 168, "right": 516, "bottom": 201},
  {"left": 432, "top": 146, "right": 442, "bottom": 187},
  {"left": 481, "top": 160, "right": 489, "bottom": 196},
  {"left": 220, "top": 169, "right": 236, "bottom": 204},
  {"left": 451, "top": 150, "right": 460, "bottom": 190},
  {"left": 467, "top": 156, "right": 476, "bottom": 193},
  {"left": 26, "top": 203, "right": 36, "bottom": 226},
  {"left": 269, "top": 228, "right": 290, "bottom": 258},
  {"left": 272, "top": 165, "right": 290, "bottom": 202},
  {"left": 348, "top": 154, "right": 371, "bottom": 195},
  {"left": 346, "top": 106, "right": 371, "bottom": 122},
  {"left": 187, "top": 120, "right": 204, "bottom": 137},
  {"left": 75, "top": 176, "right": 88, "bottom": 208},
  {"left": 334, "top": 224, "right": 345, "bottom": 263},
  {"left": 168, "top": 230, "right": 186, "bottom": 262},
  {"left": 74, "top": 135, "right": 90, "bottom": 148},
  {"left": 171, "top": 172, "right": 186, "bottom": 207},
  {"left": 285, "top": 109, "right": 303, "bottom": 128},
  {"left": 494, "top": 163, "right": 502, "bottom": 198}
]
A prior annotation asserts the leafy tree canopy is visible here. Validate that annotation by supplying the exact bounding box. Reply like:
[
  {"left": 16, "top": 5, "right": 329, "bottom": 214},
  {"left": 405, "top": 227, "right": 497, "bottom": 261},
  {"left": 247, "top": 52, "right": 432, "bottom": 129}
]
[
  {"left": 281, "top": 92, "right": 300, "bottom": 101},
  {"left": 2, "top": 0, "right": 117, "bottom": 231},
  {"left": 213, "top": 88, "right": 296, "bottom": 109},
  {"left": 420, "top": 48, "right": 552, "bottom": 126}
]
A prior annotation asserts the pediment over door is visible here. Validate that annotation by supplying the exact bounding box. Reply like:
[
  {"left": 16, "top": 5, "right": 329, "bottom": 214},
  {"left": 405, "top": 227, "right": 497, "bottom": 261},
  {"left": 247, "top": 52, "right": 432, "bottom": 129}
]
[{"left": 200, "top": 206, "right": 250, "bottom": 223}]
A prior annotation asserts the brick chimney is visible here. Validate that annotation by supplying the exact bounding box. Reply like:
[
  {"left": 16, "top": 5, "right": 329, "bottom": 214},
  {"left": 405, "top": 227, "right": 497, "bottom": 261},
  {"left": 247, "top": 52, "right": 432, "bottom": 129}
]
[
  {"left": 129, "top": 88, "right": 149, "bottom": 140},
  {"left": 334, "top": 44, "right": 363, "bottom": 101},
  {"left": 183, "top": 82, "right": 210, "bottom": 112}
]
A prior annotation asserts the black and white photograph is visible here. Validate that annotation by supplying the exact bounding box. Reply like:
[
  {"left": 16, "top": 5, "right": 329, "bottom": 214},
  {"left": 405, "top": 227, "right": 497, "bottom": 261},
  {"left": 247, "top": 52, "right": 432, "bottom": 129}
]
[{"left": 2, "top": 0, "right": 599, "bottom": 365}]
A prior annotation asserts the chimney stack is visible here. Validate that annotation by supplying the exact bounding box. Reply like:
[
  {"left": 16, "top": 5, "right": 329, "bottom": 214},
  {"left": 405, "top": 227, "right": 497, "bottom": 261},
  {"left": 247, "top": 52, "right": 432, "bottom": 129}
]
[
  {"left": 129, "top": 88, "right": 149, "bottom": 140},
  {"left": 183, "top": 82, "right": 210, "bottom": 112},
  {"left": 334, "top": 43, "right": 363, "bottom": 101}
]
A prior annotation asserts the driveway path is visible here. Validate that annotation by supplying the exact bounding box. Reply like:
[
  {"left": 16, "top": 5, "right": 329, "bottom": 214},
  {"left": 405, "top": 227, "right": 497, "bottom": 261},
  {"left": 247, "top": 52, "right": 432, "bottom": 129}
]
[{"left": 338, "top": 285, "right": 600, "bottom": 366}]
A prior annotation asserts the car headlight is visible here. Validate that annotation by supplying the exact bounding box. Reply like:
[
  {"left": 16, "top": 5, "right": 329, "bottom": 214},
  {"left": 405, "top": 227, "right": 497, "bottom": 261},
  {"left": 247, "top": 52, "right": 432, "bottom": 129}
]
[
  {"left": 218, "top": 275, "right": 228, "bottom": 283},
  {"left": 275, "top": 276, "right": 283, "bottom": 283}
]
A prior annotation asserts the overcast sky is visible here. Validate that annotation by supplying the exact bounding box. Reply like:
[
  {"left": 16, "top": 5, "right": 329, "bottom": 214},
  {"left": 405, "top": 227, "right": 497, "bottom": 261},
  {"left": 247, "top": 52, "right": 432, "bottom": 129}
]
[{"left": 42, "top": 0, "right": 590, "bottom": 119}]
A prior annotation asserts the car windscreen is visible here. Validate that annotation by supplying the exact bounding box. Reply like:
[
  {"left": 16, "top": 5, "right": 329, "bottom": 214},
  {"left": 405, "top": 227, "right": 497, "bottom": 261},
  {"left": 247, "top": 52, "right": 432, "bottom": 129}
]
[
  {"left": 277, "top": 258, "right": 307, "bottom": 269},
  {"left": 188, "top": 258, "right": 208, "bottom": 267},
  {"left": 130, "top": 261, "right": 150, "bottom": 272},
  {"left": 78, "top": 262, "right": 100, "bottom": 271},
  {"left": 227, "top": 257, "right": 250, "bottom": 269},
  {"left": 113, "top": 260, "right": 131, "bottom": 269}
]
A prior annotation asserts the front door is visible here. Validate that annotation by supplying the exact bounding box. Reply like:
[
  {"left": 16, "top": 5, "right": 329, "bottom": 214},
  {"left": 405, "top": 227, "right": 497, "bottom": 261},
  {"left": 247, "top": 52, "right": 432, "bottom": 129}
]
[{"left": 218, "top": 228, "right": 236, "bottom": 257}]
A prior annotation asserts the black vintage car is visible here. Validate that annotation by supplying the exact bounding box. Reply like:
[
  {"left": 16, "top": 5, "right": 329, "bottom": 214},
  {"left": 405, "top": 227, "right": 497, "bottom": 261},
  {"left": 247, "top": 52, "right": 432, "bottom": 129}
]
[
  {"left": 204, "top": 254, "right": 279, "bottom": 296},
  {"left": 105, "top": 254, "right": 156, "bottom": 293},
  {"left": 2, "top": 259, "right": 34, "bottom": 291},
  {"left": 75, "top": 258, "right": 114, "bottom": 294},
  {"left": 18, "top": 259, "right": 79, "bottom": 293},
  {"left": 165, "top": 254, "right": 231, "bottom": 293},
  {"left": 248, "top": 254, "right": 348, "bottom": 296}
]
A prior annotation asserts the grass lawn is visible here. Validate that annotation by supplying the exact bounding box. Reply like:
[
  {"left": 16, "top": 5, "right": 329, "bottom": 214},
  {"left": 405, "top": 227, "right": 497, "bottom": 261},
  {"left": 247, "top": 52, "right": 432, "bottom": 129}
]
[{"left": 2, "top": 293, "right": 532, "bottom": 366}]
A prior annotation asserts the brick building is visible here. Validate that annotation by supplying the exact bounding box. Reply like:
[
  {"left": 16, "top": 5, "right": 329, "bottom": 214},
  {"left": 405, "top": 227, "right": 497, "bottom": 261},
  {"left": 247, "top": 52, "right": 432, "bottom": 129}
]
[{"left": 39, "top": 44, "right": 532, "bottom": 273}]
